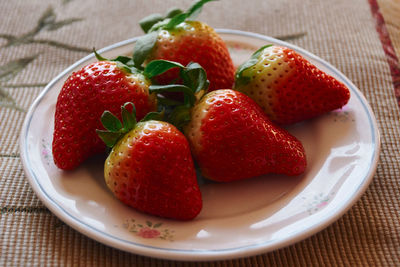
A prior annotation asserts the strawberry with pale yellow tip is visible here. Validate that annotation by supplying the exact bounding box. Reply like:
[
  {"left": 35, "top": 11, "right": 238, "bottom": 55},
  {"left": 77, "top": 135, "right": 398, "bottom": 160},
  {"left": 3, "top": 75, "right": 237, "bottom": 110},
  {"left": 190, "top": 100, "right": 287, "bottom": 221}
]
[
  {"left": 234, "top": 45, "right": 350, "bottom": 125},
  {"left": 183, "top": 89, "right": 307, "bottom": 182},
  {"left": 97, "top": 103, "right": 202, "bottom": 220}
]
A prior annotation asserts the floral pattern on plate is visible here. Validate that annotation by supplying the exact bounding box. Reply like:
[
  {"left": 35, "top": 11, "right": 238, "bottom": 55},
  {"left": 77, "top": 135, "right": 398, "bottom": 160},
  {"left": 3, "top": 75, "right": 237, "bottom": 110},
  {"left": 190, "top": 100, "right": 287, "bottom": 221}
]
[
  {"left": 41, "top": 138, "right": 52, "bottom": 165},
  {"left": 302, "top": 192, "right": 336, "bottom": 215},
  {"left": 122, "top": 219, "right": 174, "bottom": 241}
]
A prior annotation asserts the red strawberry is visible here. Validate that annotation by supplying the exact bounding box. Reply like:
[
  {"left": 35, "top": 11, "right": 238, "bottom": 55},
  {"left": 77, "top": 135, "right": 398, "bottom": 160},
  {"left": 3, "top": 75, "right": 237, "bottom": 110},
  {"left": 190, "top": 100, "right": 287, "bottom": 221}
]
[
  {"left": 97, "top": 103, "right": 202, "bottom": 220},
  {"left": 133, "top": 0, "right": 235, "bottom": 92},
  {"left": 52, "top": 56, "right": 157, "bottom": 170},
  {"left": 234, "top": 45, "right": 350, "bottom": 124},
  {"left": 183, "top": 89, "right": 307, "bottom": 182}
]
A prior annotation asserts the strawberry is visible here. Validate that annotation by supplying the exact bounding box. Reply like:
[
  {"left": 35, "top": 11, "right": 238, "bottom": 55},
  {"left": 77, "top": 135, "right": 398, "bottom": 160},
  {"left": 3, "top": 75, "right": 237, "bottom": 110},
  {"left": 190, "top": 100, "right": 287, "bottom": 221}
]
[
  {"left": 184, "top": 89, "right": 307, "bottom": 182},
  {"left": 97, "top": 103, "right": 202, "bottom": 220},
  {"left": 52, "top": 54, "right": 157, "bottom": 170},
  {"left": 148, "top": 62, "right": 307, "bottom": 182},
  {"left": 132, "top": 0, "right": 235, "bottom": 92},
  {"left": 234, "top": 45, "right": 351, "bottom": 125}
]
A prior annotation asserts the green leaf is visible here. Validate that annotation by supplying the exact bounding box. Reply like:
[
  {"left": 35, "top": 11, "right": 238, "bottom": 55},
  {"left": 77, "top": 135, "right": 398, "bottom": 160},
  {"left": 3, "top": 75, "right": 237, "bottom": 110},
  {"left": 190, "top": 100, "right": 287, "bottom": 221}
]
[
  {"left": 186, "top": 0, "right": 216, "bottom": 21},
  {"left": 234, "top": 44, "right": 272, "bottom": 88},
  {"left": 140, "top": 110, "right": 165, "bottom": 122},
  {"left": 165, "top": 8, "right": 183, "bottom": 18},
  {"left": 93, "top": 50, "right": 139, "bottom": 73},
  {"left": 97, "top": 102, "right": 140, "bottom": 147},
  {"left": 139, "top": 13, "right": 164, "bottom": 33},
  {"left": 121, "top": 102, "right": 136, "bottom": 131},
  {"left": 115, "top": 61, "right": 133, "bottom": 74},
  {"left": 164, "top": 13, "right": 188, "bottom": 30},
  {"left": 182, "top": 62, "right": 208, "bottom": 93},
  {"left": 124, "top": 59, "right": 136, "bottom": 68},
  {"left": 168, "top": 105, "right": 191, "bottom": 129},
  {"left": 148, "top": 19, "right": 170, "bottom": 32},
  {"left": 114, "top": 61, "right": 142, "bottom": 75},
  {"left": 146, "top": 221, "right": 152, "bottom": 227},
  {"left": 133, "top": 31, "right": 159, "bottom": 69},
  {"left": 100, "top": 111, "right": 122, "bottom": 132},
  {"left": 149, "top": 84, "right": 196, "bottom": 106},
  {"left": 139, "top": 8, "right": 183, "bottom": 33},
  {"left": 144, "top": 59, "right": 184, "bottom": 78},
  {"left": 144, "top": 1, "right": 213, "bottom": 32},
  {"left": 92, "top": 51, "right": 139, "bottom": 73},
  {"left": 93, "top": 48, "right": 108, "bottom": 61},
  {"left": 157, "top": 96, "right": 183, "bottom": 106},
  {"left": 96, "top": 130, "right": 121, "bottom": 148},
  {"left": 112, "top": 55, "right": 133, "bottom": 65}
]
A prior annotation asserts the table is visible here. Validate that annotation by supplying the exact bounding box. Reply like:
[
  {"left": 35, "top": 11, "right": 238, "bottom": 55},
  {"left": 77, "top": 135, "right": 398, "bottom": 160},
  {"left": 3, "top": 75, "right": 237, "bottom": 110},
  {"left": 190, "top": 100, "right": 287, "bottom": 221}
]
[{"left": 1, "top": 0, "right": 399, "bottom": 265}]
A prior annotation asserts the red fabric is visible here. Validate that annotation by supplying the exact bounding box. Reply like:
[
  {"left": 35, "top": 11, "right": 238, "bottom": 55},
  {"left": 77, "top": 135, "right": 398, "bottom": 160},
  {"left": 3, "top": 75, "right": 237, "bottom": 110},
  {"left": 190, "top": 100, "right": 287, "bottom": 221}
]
[{"left": 368, "top": 0, "right": 400, "bottom": 107}]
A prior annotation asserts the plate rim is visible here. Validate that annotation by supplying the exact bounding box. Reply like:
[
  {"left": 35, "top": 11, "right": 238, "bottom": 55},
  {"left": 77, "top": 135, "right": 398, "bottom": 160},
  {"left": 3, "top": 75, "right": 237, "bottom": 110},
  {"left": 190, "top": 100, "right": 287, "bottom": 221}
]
[{"left": 19, "top": 29, "right": 381, "bottom": 261}]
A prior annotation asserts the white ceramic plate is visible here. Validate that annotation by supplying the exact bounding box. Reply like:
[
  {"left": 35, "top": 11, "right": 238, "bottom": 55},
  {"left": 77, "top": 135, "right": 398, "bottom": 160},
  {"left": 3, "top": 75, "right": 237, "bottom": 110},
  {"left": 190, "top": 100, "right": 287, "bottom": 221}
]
[{"left": 20, "top": 30, "right": 380, "bottom": 261}]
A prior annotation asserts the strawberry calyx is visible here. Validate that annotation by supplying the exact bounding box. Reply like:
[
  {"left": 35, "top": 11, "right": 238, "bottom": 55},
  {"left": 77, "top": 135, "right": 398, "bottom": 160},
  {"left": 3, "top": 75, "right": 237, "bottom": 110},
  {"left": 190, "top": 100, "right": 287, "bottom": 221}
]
[
  {"left": 94, "top": 49, "right": 200, "bottom": 88},
  {"left": 96, "top": 102, "right": 164, "bottom": 148},
  {"left": 93, "top": 49, "right": 141, "bottom": 75},
  {"left": 144, "top": 60, "right": 208, "bottom": 105},
  {"left": 139, "top": 8, "right": 183, "bottom": 34},
  {"left": 234, "top": 44, "right": 272, "bottom": 88},
  {"left": 133, "top": 0, "right": 216, "bottom": 69},
  {"left": 140, "top": 0, "right": 215, "bottom": 33},
  {"left": 144, "top": 60, "right": 209, "bottom": 129}
]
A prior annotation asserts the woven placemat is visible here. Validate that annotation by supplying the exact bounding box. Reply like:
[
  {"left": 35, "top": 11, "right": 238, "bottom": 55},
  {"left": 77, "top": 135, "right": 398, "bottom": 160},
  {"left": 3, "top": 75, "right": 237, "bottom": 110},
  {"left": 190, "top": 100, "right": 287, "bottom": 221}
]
[{"left": 1, "top": 0, "right": 399, "bottom": 266}]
